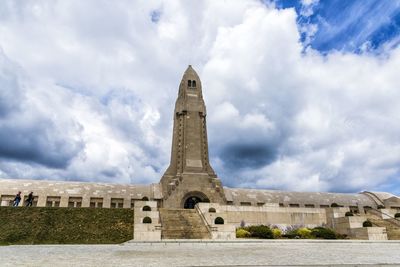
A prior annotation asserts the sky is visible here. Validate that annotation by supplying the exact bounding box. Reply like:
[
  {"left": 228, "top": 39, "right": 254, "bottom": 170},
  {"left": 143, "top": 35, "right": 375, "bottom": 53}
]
[{"left": 0, "top": 0, "right": 400, "bottom": 195}]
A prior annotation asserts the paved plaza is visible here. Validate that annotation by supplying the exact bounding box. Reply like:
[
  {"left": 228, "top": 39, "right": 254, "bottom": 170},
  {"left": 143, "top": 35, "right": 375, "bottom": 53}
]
[{"left": 1, "top": 240, "right": 400, "bottom": 267}]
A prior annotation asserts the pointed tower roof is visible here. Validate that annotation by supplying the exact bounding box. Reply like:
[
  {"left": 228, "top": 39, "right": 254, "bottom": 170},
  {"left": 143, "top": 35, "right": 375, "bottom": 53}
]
[
  {"left": 182, "top": 65, "right": 200, "bottom": 80},
  {"left": 178, "top": 65, "right": 203, "bottom": 98}
]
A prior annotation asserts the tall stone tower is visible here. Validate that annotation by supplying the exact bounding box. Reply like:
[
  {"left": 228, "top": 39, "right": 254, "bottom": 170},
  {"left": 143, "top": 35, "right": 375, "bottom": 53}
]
[{"left": 160, "top": 65, "right": 226, "bottom": 208}]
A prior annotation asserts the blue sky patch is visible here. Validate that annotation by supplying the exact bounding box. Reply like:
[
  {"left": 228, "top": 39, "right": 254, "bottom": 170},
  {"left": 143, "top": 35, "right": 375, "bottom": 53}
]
[{"left": 272, "top": 0, "right": 400, "bottom": 54}]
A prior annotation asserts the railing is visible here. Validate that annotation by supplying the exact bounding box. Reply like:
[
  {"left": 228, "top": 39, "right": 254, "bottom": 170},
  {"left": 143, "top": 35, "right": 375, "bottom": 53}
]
[
  {"left": 361, "top": 191, "right": 385, "bottom": 206},
  {"left": 195, "top": 204, "right": 217, "bottom": 235},
  {"left": 368, "top": 207, "right": 400, "bottom": 226},
  {"left": 158, "top": 208, "right": 165, "bottom": 230}
]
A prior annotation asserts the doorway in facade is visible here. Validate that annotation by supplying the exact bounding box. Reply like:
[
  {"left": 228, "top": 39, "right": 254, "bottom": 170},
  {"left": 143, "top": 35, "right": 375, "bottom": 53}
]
[{"left": 182, "top": 192, "right": 210, "bottom": 209}]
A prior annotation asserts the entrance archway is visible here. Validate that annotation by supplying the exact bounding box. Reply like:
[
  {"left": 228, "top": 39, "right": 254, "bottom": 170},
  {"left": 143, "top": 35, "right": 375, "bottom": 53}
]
[{"left": 182, "top": 191, "right": 210, "bottom": 209}]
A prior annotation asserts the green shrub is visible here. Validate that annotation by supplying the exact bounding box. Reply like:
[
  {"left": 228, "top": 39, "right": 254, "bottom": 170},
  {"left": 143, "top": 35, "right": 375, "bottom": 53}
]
[
  {"left": 271, "top": 228, "right": 282, "bottom": 239},
  {"left": 363, "top": 220, "right": 373, "bottom": 227},
  {"left": 311, "top": 227, "right": 337, "bottom": 239},
  {"left": 0, "top": 207, "right": 134, "bottom": 245},
  {"left": 283, "top": 226, "right": 300, "bottom": 239},
  {"left": 283, "top": 230, "right": 298, "bottom": 239},
  {"left": 395, "top": 213, "right": 400, "bottom": 218},
  {"left": 284, "top": 227, "right": 312, "bottom": 239},
  {"left": 244, "top": 225, "right": 273, "bottom": 239},
  {"left": 297, "top": 227, "right": 312, "bottom": 238},
  {"left": 345, "top": 211, "right": 353, "bottom": 216},
  {"left": 236, "top": 228, "right": 251, "bottom": 238}
]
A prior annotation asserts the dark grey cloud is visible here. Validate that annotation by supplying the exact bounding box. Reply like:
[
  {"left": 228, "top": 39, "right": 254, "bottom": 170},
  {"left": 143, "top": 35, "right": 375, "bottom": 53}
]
[
  {"left": 0, "top": 124, "right": 83, "bottom": 169},
  {"left": 219, "top": 142, "right": 278, "bottom": 169},
  {"left": 100, "top": 168, "right": 121, "bottom": 178},
  {"left": 0, "top": 50, "right": 23, "bottom": 117},
  {"left": 0, "top": 51, "right": 84, "bottom": 169}
]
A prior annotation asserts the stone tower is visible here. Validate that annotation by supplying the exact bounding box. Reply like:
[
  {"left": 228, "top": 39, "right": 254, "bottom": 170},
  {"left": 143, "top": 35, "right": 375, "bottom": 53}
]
[{"left": 160, "top": 65, "right": 226, "bottom": 208}]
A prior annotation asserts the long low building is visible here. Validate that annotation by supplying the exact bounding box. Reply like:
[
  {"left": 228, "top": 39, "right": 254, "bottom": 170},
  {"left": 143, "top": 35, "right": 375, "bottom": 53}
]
[
  {"left": 2, "top": 178, "right": 399, "bottom": 215},
  {"left": 0, "top": 178, "right": 162, "bottom": 208}
]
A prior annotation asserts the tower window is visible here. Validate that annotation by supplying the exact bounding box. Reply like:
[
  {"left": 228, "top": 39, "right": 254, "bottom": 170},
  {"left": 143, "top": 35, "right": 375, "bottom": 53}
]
[{"left": 187, "top": 80, "right": 196, "bottom": 88}]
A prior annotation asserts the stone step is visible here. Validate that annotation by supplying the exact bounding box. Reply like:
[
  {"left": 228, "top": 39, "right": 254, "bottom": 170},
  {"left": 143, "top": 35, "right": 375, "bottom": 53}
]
[
  {"left": 365, "top": 212, "right": 400, "bottom": 240},
  {"left": 159, "top": 208, "right": 211, "bottom": 240},
  {"left": 162, "top": 226, "right": 209, "bottom": 230}
]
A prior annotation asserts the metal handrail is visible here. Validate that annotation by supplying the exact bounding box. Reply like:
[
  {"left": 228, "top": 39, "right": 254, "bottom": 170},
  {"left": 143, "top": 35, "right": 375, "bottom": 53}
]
[
  {"left": 195, "top": 204, "right": 217, "bottom": 234},
  {"left": 368, "top": 207, "right": 400, "bottom": 224},
  {"left": 361, "top": 191, "right": 385, "bottom": 206}
]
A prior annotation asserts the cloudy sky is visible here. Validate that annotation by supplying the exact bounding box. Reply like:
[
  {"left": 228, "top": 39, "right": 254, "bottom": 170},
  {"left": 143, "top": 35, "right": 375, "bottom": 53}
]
[{"left": 0, "top": 0, "right": 400, "bottom": 195}]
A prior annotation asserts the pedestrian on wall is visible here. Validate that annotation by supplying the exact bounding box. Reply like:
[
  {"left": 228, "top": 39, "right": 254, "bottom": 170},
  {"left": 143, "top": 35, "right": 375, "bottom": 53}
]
[
  {"left": 26, "top": 192, "right": 34, "bottom": 207},
  {"left": 13, "top": 191, "right": 21, "bottom": 207}
]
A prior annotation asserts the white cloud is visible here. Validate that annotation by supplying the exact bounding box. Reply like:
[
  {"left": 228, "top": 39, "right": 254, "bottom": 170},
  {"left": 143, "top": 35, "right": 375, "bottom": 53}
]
[
  {"left": 300, "top": 0, "right": 319, "bottom": 17},
  {"left": 0, "top": 0, "right": 399, "bottom": 194}
]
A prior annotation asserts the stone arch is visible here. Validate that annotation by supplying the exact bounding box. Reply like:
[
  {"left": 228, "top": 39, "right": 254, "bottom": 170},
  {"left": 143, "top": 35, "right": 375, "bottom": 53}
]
[
  {"left": 214, "top": 217, "right": 224, "bottom": 224},
  {"left": 142, "top": 205, "right": 151, "bottom": 211},
  {"left": 208, "top": 207, "right": 216, "bottom": 213},
  {"left": 142, "top": 196, "right": 149, "bottom": 201},
  {"left": 192, "top": 80, "right": 196, "bottom": 87},
  {"left": 143, "top": 216, "right": 152, "bottom": 224},
  {"left": 181, "top": 191, "right": 210, "bottom": 209}
]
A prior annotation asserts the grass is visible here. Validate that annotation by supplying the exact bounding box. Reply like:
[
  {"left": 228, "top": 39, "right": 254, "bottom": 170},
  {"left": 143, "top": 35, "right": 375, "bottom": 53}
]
[{"left": 0, "top": 207, "right": 134, "bottom": 245}]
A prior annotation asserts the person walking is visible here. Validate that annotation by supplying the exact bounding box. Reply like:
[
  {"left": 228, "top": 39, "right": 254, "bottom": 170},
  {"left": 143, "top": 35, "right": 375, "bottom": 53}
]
[
  {"left": 13, "top": 191, "right": 21, "bottom": 207},
  {"left": 26, "top": 192, "right": 34, "bottom": 207}
]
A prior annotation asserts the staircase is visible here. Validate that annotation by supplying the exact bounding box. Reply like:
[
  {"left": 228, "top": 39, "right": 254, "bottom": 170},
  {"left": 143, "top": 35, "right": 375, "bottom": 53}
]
[
  {"left": 366, "top": 212, "right": 400, "bottom": 240},
  {"left": 159, "top": 208, "right": 211, "bottom": 239}
]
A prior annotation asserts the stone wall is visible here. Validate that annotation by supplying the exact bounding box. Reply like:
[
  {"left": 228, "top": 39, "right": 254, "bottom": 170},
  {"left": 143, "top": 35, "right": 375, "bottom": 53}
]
[
  {"left": 0, "top": 178, "right": 161, "bottom": 208},
  {"left": 197, "top": 203, "right": 327, "bottom": 229},
  {"left": 133, "top": 201, "right": 161, "bottom": 241}
]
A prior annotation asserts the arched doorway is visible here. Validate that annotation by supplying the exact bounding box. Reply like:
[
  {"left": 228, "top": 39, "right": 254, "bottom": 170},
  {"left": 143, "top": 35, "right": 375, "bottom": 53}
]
[{"left": 182, "top": 191, "right": 210, "bottom": 209}]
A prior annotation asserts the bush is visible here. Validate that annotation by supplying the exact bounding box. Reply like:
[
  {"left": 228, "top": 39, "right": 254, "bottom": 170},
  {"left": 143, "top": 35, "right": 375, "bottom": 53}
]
[
  {"left": 297, "top": 227, "right": 312, "bottom": 238},
  {"left": 363, "top": 220, "right": 372, "bottom": 227},
  {"left": 236, "top": 228, "right": 251, "bottom": 238},
  {"left": 283, "top": 230, "right": 298, "bottom": 239},
  {"left": 311, "top": 227, "right": 337, "bottom": 239},
  {"left": 345, "top": 211, "right": 353, "bottom": 216},
  {"left": 395, "top": 213, "right": 400, "bottom": 218},
  {"left": 0, "top": 207, "right": 134, "bottom": 245},
  {"left": 244, "top": 225, "right": 273, "bottom": 239},
  {"left": 282, "top": 225, "right": 300, "bottom": 239},
  {"left": 284, "top": 227, "right": 312, "bottom": 239},
  {"left": 271, "top": 228, "right": 282, "bottom": 239}
]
